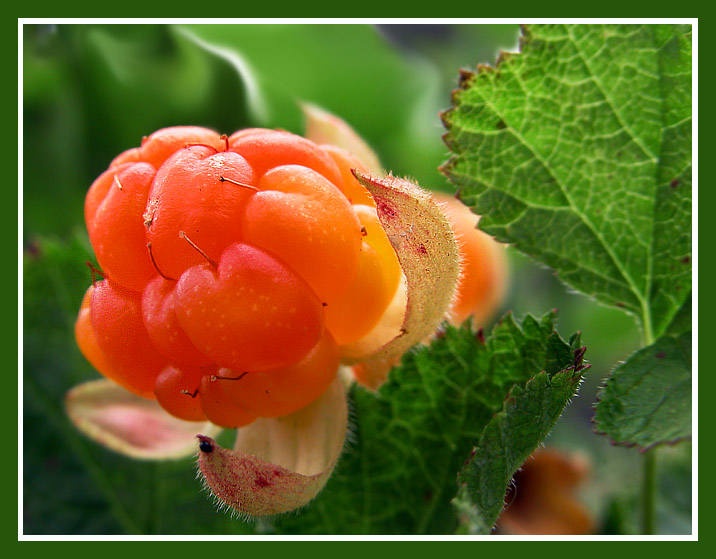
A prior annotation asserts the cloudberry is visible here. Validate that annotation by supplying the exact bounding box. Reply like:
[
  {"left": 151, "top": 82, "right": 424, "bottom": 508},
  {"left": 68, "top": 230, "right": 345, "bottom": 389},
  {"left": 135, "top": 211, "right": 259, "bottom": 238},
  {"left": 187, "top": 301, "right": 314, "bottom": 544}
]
[{"left": 75, "top": 126, "right": 402, "bottom": 427}]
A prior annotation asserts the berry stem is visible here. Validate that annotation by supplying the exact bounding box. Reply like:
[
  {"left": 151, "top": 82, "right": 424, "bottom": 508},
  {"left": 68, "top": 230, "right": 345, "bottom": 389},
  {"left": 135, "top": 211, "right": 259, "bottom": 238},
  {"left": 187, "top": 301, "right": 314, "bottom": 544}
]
[
  {"left": 184, "top": 142, "right": 219, "bottom": 153},
  {"left": 147, "top": 242, "right": 176, "bottom": 282},
  {"left": 85, "top": 261, "right": 105, "bottom": 284},
  {"left": 179, "top": 231, "right": 218, "bottom": 269},
  {"left": 211, "top": 372, "right": 249, "bottom": 382},
  {"left": 219, "top": 176, "right": 258, "bottom": 191}
]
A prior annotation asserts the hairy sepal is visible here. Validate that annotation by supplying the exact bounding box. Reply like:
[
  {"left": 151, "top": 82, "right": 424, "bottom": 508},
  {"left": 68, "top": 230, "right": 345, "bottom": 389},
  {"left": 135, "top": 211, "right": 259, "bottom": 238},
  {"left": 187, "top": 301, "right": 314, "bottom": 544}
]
[
  {"left": 346, "top": 172, "right": 460, "bottom": 377},
  {"left": 196, "top": 376, "right": 347, "bottom": 516},
  {"left": 65, "top": 379, "right": 220, "bottom": 460}
]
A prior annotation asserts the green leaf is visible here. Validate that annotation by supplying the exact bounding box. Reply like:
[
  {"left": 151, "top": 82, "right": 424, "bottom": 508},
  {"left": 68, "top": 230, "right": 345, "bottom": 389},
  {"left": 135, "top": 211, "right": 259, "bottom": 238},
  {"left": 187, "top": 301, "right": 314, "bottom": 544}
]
[
  {"left": 455, "top": 362, "right": 587, "bottom": 534},
  {"left": 272, "top": 312, "right": 585, "bottom": 534},
  {"left": 441, "top": 24, "right": 692, "bottom": 340},
  {"left": 594, "top": 295, "right": 692, "bottom": 450}
]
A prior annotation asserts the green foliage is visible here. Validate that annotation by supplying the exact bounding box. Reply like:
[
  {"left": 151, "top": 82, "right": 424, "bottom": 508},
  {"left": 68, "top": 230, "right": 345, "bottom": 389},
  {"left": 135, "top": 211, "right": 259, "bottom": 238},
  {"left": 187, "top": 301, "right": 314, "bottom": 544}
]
[
  {"left": 457, "top": 347, "right": 587, "bottom": 533},
  {"left": 442, "top": 24, "right": 692, "bottom": 338},
  {"left": 441, "top": 24, "right": 692, "bottom": 451},
  {"left": 273, "top": 313, "right": 584, "bottom": 534},
  {"left": 595, "top": 296, "right": 691, "bottom": 450}
]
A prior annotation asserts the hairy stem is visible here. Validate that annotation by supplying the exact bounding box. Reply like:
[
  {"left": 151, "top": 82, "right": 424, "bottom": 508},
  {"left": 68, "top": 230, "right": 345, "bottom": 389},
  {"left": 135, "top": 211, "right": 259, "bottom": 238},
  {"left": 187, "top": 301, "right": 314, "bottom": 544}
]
[
  {"left": 641, "top": 450, "right": 657, "bottom": 534},
  {"left": 639, "top": 318, "right": 656, "bottom": 535}
]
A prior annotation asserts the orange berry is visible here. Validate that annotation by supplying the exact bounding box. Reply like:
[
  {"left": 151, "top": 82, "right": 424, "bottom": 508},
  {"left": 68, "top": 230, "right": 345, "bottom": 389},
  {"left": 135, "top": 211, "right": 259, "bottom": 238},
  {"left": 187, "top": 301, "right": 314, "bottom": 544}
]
[
  {"left": 154, "top": 365, "right": 209, "bottom": 422},
  {"left": 141, "top": 276, "right": 214, "bottom": 368},
  {"left": 110, "top": 126, "right": 225, "bottom": 170},
  {"left": 174, "top": 243, "right": 324, "bottom": 372},
  {"left": 320, "top": 144, "right": 376, "bottom": 207},
  {"left": 218, "top": 330, "right": 340, "bottom": 418},
  {"left": 79, "top": 125, "right": 404, "bottom": 423},
  {"left": 433, "top": 193, "right": 508, "bottom": 326},
  {"left": 199, "top": 375, "right": 256, "bottom": 428},
  {"left": 85, "top": 162, "right": 157, "bottom": 292},
  {"left": 324, "top": 205, "right": 402, "bottom": 345},
  {"left": 243, "top": 164, "right": 362, "bottom": 304},
  {"left": 75, "top": 285, "right": 114, "bottom": 383},
  {"left": 230, "top": 129, "right": 343, "bottom": 185},
  {"left": 145, "top": 146, "right": 255, "bottom": 280},
  {"left": 89, "top": 279, "right": 168, "bottom": 398}
]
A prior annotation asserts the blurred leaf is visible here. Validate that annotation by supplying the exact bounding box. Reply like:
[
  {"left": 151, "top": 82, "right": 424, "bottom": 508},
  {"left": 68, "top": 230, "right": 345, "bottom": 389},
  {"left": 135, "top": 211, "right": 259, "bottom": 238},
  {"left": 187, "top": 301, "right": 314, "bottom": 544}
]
[
  {"left": 655, "top": 443, "right": 692, "bottom": 534},
  {"left": 595, "top": 295, "right": 691, "bottom": 450},
  {"left": 182, "top": 24, "right": 427, "bottom": 134},
  {"left": 600, "top": 495, "right": 638, "bottom": 535},
  {"left": 599, "top": 443, "right": 691, "bottom": 535},
  {"left": 377, "top": 24, "right": 519, "bottom": 70},
  {"left": 58, "top": 25, "right": 250, "bottom": 152},
  {"left": 442, "top": 24, "right": 692, "bottom": 341},
  {"left": 272, "top": 312, "right": 582, "bottom": 534},
  {"left": 181, "top": 24, "right": 449, "bottom": 187}
]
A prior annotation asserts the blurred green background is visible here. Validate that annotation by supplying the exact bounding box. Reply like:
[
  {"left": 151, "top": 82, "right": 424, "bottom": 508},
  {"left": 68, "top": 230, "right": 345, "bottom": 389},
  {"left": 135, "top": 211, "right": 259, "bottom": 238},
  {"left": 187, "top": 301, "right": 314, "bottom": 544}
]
[{"left": 22, "top": 23, "right": 690, "bottom": 535}]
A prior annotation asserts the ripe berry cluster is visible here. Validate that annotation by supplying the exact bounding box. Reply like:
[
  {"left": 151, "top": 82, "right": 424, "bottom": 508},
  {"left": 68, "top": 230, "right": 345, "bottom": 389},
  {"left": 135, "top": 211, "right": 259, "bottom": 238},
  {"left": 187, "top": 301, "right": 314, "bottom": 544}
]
[{"left": 75, "top": 127, "right": 402, "bottom": 427}]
